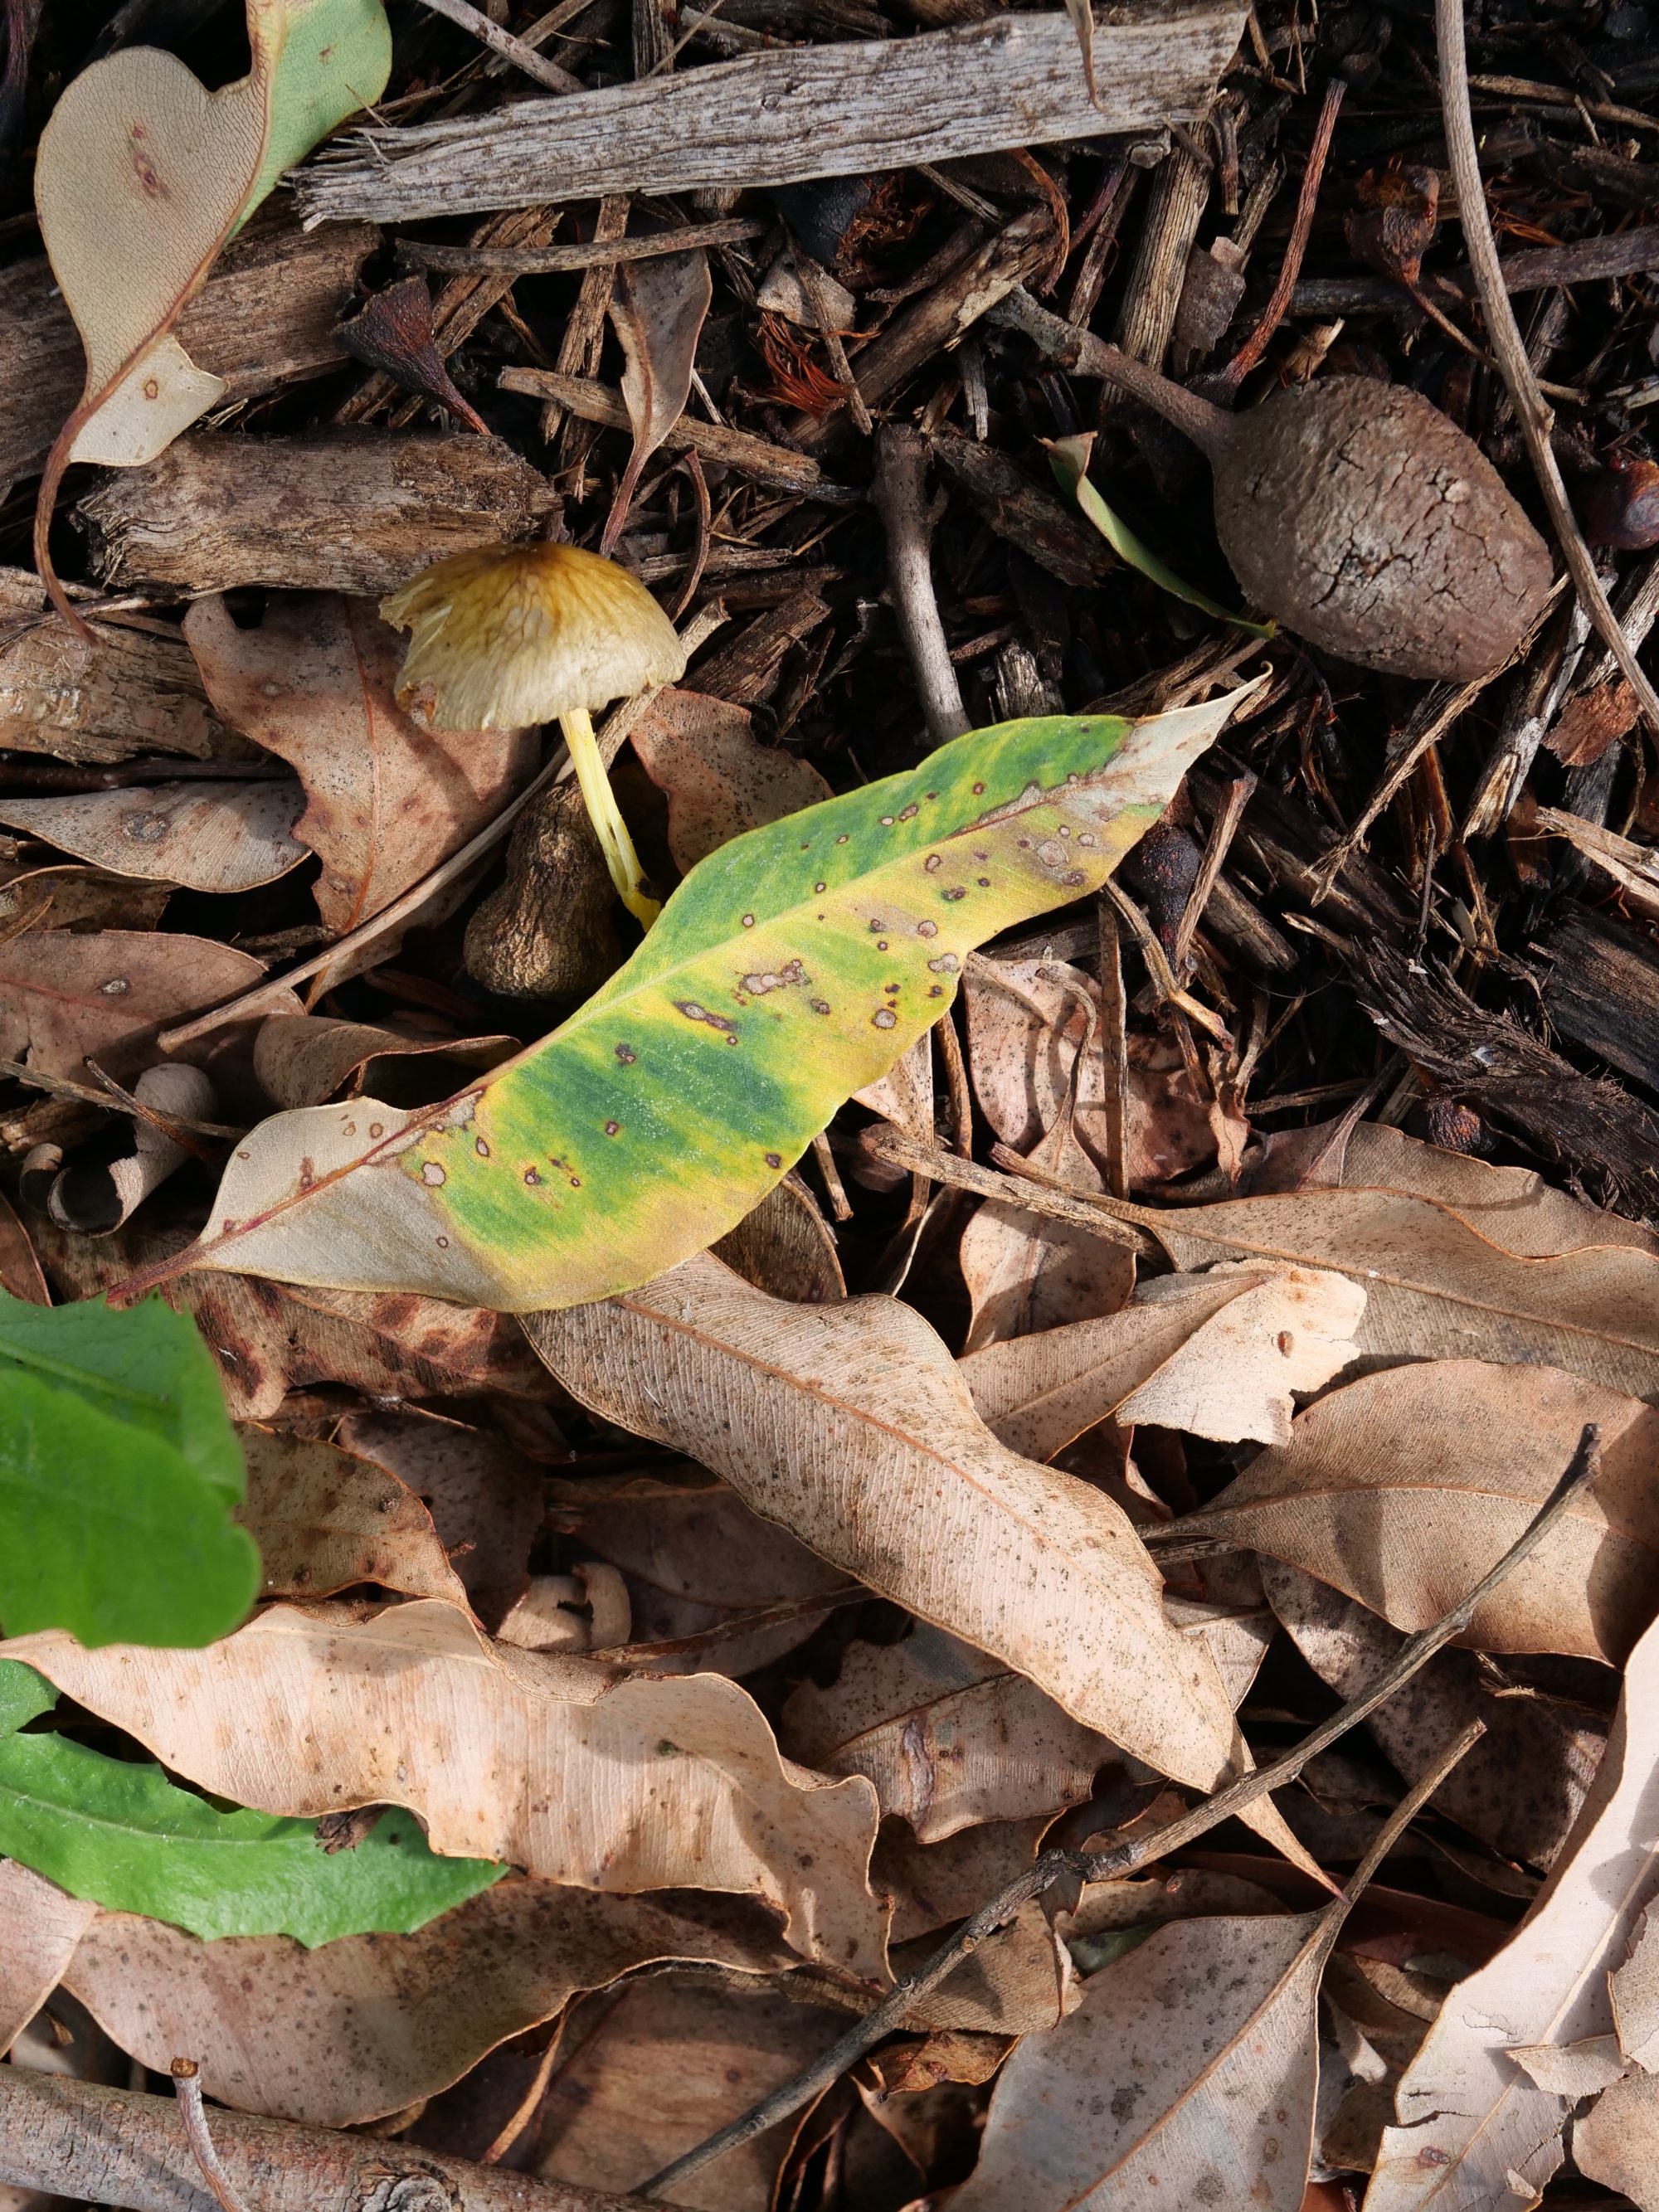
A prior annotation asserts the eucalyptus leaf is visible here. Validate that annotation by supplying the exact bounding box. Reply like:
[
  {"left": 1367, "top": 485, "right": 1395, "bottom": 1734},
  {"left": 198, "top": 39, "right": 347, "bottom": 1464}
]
[
  {"left": 0, "top": 1660, "right": 501, "bottom": 1946},
  {"left": 1047, "top": 433, "right": 1273, "bottom": 638},
  {"left": 0, "top": 1291, "right": 258, "bottom": 1646}
]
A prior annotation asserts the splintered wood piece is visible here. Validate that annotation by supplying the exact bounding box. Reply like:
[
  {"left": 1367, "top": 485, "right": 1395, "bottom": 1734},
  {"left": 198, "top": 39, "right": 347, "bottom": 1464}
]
[
  {"left": 78, "top": 433, "right": 555, "bottom": 596},
  {"left": 0, "top": 571, "right": 240, "bottom": 766},
  {"left": 498, "top": 368, "right": 841, "bottom": 496},
  {"left": 0, "top": 214, "right": 377, "bottom": 498},
  {"left": 295, "top": 5, "right": 1248, "bottom": 222}
]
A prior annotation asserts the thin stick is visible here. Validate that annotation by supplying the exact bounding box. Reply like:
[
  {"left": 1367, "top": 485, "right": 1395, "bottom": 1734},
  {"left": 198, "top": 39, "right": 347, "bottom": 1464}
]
[
  {"left": 169, "top": 2062, "right": 254, "bottom": 2212},
  {"left": 1437, "top": 0, "right": 1659, "bottom": 740},
  {"left": 156, "top": 605, "right": 726, "bottom": 1051},
  {"left": 861, "top": 1125, "right": 1150, "bottom": 1252},
  {"left": 1174, "top": 769, "right": 1255, "bottom": 974},
  {"left": 408, "top": 218, "right": 766, "bottom": 275},
  {"left": 1306, "top": 668, "right": 1496, "bottom": 900},
  {"left": 643, "top": 1426, "right": 1603, "bottom": 2197},
  {"left": 873, "top": 425, "right": 971, "bottom": 746},
  {"left": 409, "top": 0, "right": 582, "bottom": 90},
  {"left": 1209, "top": 74, "right": 1344, "bottom": 399}
]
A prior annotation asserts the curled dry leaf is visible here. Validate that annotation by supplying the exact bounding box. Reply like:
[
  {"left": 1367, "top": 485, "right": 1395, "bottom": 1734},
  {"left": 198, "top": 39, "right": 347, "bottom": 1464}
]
[
  {"left": 0, "top": 780, "right": 306, "bottom": 895},
  {"left": 184, "top": 592, "right": 538, "bottom": 984},
  {"left": 1194, "top": 1360, "right": 1659, "bottom": 1662},
  {"left": 0, "top": 1860, "right": 95, "bottom": 2056},
  {"left": 712, "top": 1175, "right": 845, "bottom": 1304},
  {"left": 0, "top": 930, "right": 293, "bottom": 1085},
  {"left": 0, "top": 862, "right": 171, "bottom": 938},
  {"left": 953, "top": 1903, "right": 1345, "bottom": 2211},
  {"left": 156, "top": 692, "right": 1255, "bottom": 1312},
  {"left": 252, "top": 1014, "right": 516, "bottom": 1111},
  {"left": 600, "top": 247, "right": 713, "bottom": 557},
  {"left": 528, "top": 1250, "right": 1318, "bottom": 1874},
  {"left": 1613, "top": 1904, "right": 1659, "bottom": 2070},
  {"left": 1121, "top": 1120, "right": 1659, "bottom": 1402},
  {"left": 1574, "top": 2065, "right": 1659, "bottom": 2209},
  {"left": 1262, "top": 1559, "right": 1604, "bottom": 1871},
  {"left": 32, "top": 0, "right": 392, "bottom": 600},
  {"left": 2, "top": 1599, "right": 888, "bottom": 1979},
  {"left": 63, "top": 1879, "right": 790, "bottom": 2127},
  {"left": 45, "top": 1223, "right": 553, "bottom": 1422},
  {"left": 1365, "top": 1612, "right": 1659, "bottom": 2209},
  {"left": 235, "top": 1427, "right": 469, "bottom": 1608},
  {"left": 337, "top": 1409, "right": 542, "bottom": 1630},
  {"left": 780, "top": 1621, "right": 1117, "bottom": 1841},
  {"left": 963, "top": 1261, "right": 1365, "bottom": 1458},
  {"left": 42, "top": 1063, "right": 213, "bottom": 1237},
  {"left": 965, "top": 955, "right": 1215, "bottom": 1186},
  {"left": 629, "top": 686, "right": 834, "bottom": 873}
]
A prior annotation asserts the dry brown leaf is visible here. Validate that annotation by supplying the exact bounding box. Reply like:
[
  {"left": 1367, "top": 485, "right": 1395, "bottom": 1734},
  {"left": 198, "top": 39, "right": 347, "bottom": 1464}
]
[
  {"left": 1262, "top": 1559, "right": 1603, "bottom": 1871},
  {"left": 0, "top": 780, "right": 305, "bottom": 894},
  {"left": 252, "top": 1014, "right": 516, "bottom": 1111},
  {"left": 877, "top": 1816, "right": 1053, "bottom": 1944},
  {"left": 780, "top": 1621, "right": 1116, "bottom": 1842},
  {"left": 527, "top": 1252, "right": 1318, "bottom": 1875},
  {"left": 1574, "top": 2064, "right": 1659, "bottom": 2207},
  {"left": 629, "top": 687, "right": 834, "bottom": 873},
  {"left": 952, "top": 1903, "right": 1344, "bottom": 2210},
  {"left": 0, "top": 1864, "right": 95, "bottom": 2057},
  {"left": 965, "top": 955, "right": 1215, "bottom": 1186},
  {"left": 64, "top": 1879, "right": 790, "bottom": 2127},
  {"left": 338, "top": 1409, "right": 543, "bottom": 1631},
  {"left": 600, "top": 249, "right": 713, "bottom": 557},
  {"left": 44, "top": 1222, "right": 554, "bottom": 1422},
  {"left": 0, "top": 861, "right": 172, "bottom": 936},
  {"left": 550, "top": 1471, "right": 851, "bottom": 1679},
  {"left": 889, "top": 1898, "right": 1076, "bottom": 2035},
  {"left": 4, "top": 1599, "right": 887, "bottom": 1978},
  {"left": 712, "top": 1175, "right": 845, "bottom": 1304},
  {"left": 1122, "top": 1120, "right": 1659, "bottom": 1401},
  {"left": 963, "top": 1262, "right": 1365, "bottom": 1458},
  {"left": 0, "top": 928, "right": 289, "bottom": 1084},
  {"left": 1194, "top": 1360, "right": 1658, "bottom": 1662},
  {"left": 1613, "top": 1905, "right": 1659, "bottom": 2070},
  {"left": 184, "top": 592, "right": 537, "bottom": 981},
  {"left": 958, "top": 1116, "right": 1137, "bottom": 1349},
  {"left": 1365, "top": 1613, "right": 1659, "bottom": 2209},
  {"left": 236, "top": 1426, "right": 469, "bottom": 1608},
  {"left": 536, "top": 1969, "right": 849, "bottom": 2211}
]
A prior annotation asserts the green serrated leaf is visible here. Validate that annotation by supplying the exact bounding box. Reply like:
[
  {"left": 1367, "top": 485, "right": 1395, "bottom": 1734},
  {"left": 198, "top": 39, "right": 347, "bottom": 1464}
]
[
  {"left": 0, "top": 1292, "right": 259, "bottom": 1647},
  {"left": 0, "top": 1660, "right": 501, "bottom": 1944},
  {"left": 1047, "top": 434, "right": 1274, "bottom": 639},
  {"left": 157, "top": 688, "right": 1257, "bottom": 1312}
]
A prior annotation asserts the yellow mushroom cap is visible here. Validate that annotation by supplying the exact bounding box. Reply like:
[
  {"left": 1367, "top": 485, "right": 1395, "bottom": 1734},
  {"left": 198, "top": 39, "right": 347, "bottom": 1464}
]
[{"left": 379, "top": 541, "right": 687, "bottom": 730}]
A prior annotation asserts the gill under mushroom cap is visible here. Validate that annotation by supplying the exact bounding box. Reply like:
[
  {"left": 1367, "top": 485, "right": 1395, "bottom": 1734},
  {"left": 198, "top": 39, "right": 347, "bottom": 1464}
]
[{"left": 380, "top": 541, "right": 687, "bottom": 730}]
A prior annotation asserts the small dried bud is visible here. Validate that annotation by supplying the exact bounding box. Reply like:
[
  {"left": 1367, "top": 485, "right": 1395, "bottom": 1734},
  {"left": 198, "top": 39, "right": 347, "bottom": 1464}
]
[
  {"left": 1420, "top": 1096, "right": 1487, "bottom": 1155},
  {"left": 1345, "top": 163, "right": 1440, "bottom": 289},
  {"left": 1125, "top": 823, "right": 1203, "bottom": 955},
  {"left": 340, "top": 277, "right": 490, "bottom": 436},
  {"left": 1580, "top": 455, "right": 1659, "bottom": 550}
]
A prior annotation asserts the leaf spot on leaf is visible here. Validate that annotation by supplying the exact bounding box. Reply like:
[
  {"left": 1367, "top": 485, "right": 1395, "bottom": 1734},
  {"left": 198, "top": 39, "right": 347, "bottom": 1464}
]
[
  {"left": 742, "top": 913, "right": 756, "bottom": 928},
  {"left": 475, "top": 1137, "right": 489, "bottom": 1156},
  {"left": 421, "top": 1161, "right": 446, "bottom": 1186},
  {"left": 765, "top": 1151, "right": 782, "bottom": 1169},
  {"left": 810, "top": 999, "right": 831, "bottom": 1014},
  {"left": 943, "top": 887, "right": 966, "bottom": 902},
  {"left": 615, "top": 1043, "right": 637, "bottom": 1064},
  {"left": 872, "top": 1009, "right": 898, "bottom": 1028},
  {"left": 604, "top": 1121, "right": 621, "bottom": 1135},
  {"left": 917, "top": 921, "right": 938, "bottom": 938},
  {"left": 971, "top": 781, "right": 986, "bottom": 795},
  {"left": 739, "top": 959, "right": 808, "bottom": 995},
  {"left": 100, "top": 975, "right": 130, "bottom": 996},
  {"left": 814, "top": 882, "right": 827, "bottom": 893},
  {"left": 835, "top": 833, "right": 849, "bottom": 844},
  {"left": 524, "top": 1169, "right": 542, "bottom": 1185},
  {"left": 880, "top": 814, "right": 894, "bottom": 826},
  {"left": 899, "top": 804, "right": 919, "bottom": 820},
  {"left": 928, "top": 954, "right": 961, "bottom": 974},
  {"left": 673, "top": 1000, "right": 737, "bottom": 1035},
  {"left": 924, "top": 854, "right": 942, "bottom": 873}
]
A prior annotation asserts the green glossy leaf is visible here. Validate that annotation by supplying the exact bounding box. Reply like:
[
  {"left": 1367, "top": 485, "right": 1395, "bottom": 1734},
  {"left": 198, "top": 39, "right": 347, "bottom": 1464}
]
[
  {"left": 1047, "top": 434, "right": 1274, "bottom": 639},
  {"left": 160, "top": 689, "right": 1258, "bottom": 1313},
  {"left": 0, "top": 1291, "right": 259, "bottom": 1646},
  {"left": 0, "top": 1660, "right": 501, "bottom": 1945}
]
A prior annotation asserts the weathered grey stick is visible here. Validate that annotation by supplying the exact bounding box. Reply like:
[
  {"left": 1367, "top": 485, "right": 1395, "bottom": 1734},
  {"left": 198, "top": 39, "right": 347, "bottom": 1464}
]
[
  {"left": 294, "top": 4, "right": 1249, "bottom": 223},
  {"left": 0, "top": 2069, "right": 665, "bottom": 2212},
  {"left": 873, "top": 425, "right": 971, "bottom": 746}
]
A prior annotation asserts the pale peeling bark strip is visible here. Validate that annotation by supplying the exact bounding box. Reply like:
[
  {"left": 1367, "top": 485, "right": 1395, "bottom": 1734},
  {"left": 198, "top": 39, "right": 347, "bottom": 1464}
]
[{"left": 295, "top": 5, "right": 1249, "bottom": 224}]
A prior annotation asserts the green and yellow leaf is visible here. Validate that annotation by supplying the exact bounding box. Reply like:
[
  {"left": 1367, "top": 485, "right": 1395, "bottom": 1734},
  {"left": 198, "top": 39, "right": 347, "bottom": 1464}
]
[{"left": 144, "top": 688, "right": 1259, "bottom": 1313}]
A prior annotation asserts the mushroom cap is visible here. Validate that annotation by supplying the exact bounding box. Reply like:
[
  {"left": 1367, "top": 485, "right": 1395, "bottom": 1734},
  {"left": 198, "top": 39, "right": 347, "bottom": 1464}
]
[{"left": 380, "top": 541, "right": 687, "bottom": 729}]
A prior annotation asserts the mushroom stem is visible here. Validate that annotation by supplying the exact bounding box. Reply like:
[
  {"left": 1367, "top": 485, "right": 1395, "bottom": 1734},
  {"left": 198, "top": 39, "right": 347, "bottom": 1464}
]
[{"left": 559, "top": 706, "right": 660, "bottom": 928}]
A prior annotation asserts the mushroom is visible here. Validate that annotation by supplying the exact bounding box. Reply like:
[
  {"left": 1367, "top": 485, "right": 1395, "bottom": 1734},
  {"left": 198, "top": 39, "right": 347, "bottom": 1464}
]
[{"left": 380, "top": 541, "right": 686, "bottom": 926}]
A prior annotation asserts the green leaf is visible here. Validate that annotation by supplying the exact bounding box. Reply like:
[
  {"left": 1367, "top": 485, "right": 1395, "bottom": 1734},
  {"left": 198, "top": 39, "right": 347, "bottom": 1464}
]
[
  {"left": 0, "top": 1660, "right": 501, "bottom": 1945},
  {"left": 156, "top": 688, "right": 1258, "bottom": 1313},
  {"left": 0, "top": 1292, "right": 259, "bottom": 1647},
  {"left": 1046, "top": 434, "right": 1274, "bottom": 639}
]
